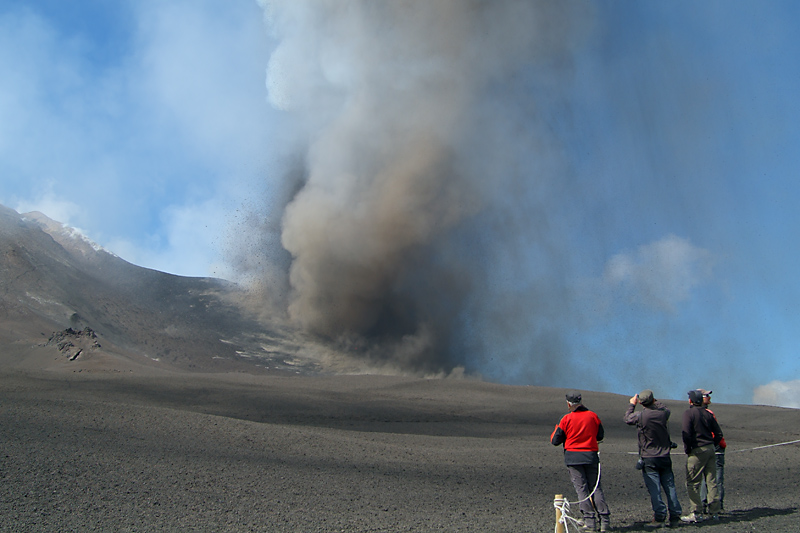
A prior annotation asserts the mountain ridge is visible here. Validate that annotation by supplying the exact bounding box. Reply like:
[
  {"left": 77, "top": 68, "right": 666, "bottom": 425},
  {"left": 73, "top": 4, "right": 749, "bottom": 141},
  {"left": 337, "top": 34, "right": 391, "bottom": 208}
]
[{"left": 0, "top": 204, "right": 312, "bottom": 374}]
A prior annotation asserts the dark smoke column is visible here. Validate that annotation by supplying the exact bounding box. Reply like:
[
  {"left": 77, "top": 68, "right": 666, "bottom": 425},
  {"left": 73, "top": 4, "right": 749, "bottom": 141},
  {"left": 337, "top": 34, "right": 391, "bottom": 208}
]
[{"left": 258, "top": 0, "right": 586, "bottom": 372}]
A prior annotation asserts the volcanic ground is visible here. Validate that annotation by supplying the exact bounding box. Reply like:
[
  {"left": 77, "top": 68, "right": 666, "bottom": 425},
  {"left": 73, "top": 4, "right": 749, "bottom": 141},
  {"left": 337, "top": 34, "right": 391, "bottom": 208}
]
[
  {"left": 1, "top": 204, "right": 798, "bottom": 531},
  {"left": 0, "top": 342, "right": 798, "bottom": 532}
]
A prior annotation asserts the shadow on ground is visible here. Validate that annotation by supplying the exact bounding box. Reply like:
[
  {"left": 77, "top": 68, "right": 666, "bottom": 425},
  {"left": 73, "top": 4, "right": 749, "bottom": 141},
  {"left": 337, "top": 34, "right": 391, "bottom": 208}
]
[
  {"left": 611, "top": 506, "right": 797, "bottom": 531},
  {"left": 721, "top": 506, "right": 797, "bottom": 523}
]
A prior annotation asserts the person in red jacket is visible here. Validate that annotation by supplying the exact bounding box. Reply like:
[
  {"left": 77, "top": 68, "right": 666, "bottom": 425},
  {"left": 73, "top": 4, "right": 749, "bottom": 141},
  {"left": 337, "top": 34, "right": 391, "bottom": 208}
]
[{"left": 551, "top": 391, "right": 611, "bottom": 532}]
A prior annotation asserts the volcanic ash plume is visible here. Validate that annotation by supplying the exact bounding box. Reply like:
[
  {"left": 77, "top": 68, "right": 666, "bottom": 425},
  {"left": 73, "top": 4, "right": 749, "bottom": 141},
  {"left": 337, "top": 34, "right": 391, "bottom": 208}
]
[{"left": 257, "top": 0, "right": 586, "bottom": 372}]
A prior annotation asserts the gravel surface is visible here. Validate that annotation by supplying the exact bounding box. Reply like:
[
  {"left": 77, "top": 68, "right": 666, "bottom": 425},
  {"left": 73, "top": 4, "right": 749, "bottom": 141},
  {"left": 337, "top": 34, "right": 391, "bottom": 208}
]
[{"left": 1, "top": 368, "right": 798, "bottom": 532}]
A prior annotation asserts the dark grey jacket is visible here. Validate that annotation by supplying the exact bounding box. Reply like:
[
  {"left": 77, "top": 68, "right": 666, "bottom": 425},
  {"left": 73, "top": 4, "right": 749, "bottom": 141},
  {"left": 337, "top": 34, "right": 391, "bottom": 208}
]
[
  {"left": 682, "top": 404, "right": 723, "bottom": 454},
  {"left": 624, "top": 401, "right": 673, "bottom": 458}
]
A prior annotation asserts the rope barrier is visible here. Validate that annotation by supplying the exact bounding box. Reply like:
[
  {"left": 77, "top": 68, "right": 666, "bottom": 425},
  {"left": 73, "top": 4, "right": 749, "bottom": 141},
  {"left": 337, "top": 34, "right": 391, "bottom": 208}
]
[
  {"left": 728, "top": 438, "right": 800, "bottom": 452},
  {"left": 616, "top": 438, "right": 800, "bottom": 455}
]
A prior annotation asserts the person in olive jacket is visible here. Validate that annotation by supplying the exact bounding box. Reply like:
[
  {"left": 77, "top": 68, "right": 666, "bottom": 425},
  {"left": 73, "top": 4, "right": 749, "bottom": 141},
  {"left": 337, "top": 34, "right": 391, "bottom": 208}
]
[
  {"left": 680, "top": 389, "right": 723, "bottom": 523},
  {"left": 698, "top": 389, "right": 727, "bottom": 513}
]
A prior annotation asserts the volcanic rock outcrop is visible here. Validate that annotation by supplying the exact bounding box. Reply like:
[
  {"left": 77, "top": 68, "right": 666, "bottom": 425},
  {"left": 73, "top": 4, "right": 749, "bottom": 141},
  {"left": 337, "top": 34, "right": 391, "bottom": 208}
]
[{"left": 44, "top": 326, "right": 101, "bottom": 361}]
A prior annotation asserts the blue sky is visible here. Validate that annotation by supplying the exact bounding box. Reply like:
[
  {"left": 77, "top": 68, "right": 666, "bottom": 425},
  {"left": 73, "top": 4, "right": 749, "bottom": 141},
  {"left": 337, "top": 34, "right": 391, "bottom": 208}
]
[
  {"left": 1, "top": 0, "right": 282, "bottom": 278},
  {"left": 2, "top": 1, "right": 800, "bottom": 407}
]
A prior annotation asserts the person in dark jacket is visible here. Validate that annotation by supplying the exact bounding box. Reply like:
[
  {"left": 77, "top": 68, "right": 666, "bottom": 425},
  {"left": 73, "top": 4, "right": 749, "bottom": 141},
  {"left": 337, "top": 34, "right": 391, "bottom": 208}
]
[
  {"left": 624, "top": 389, "right": 682, "bottom": 528},
  {"left": 551, "top": 391, "right": 611, "bottom": 532},
  {"left": 680, "top": 390, "right": 723, "bottom": 523},
  {"left": 698, "top": 389, "right": 726, "bottom": 513}
]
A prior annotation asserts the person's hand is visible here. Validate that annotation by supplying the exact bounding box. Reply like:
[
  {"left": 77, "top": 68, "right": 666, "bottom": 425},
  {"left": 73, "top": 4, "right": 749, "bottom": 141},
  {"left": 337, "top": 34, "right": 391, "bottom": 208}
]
[{"left": 630, "top": 395, "right": 638, "bottom": 405}]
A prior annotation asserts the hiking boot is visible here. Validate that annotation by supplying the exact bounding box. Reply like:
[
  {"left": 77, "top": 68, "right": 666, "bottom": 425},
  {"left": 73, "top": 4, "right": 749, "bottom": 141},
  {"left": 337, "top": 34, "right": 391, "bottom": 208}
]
[
  {"left": 644, "top": 518, "right": 665, "bottom": 528},
  {"left": 680, "top": 512, "right": 704, "bottom": 523}
]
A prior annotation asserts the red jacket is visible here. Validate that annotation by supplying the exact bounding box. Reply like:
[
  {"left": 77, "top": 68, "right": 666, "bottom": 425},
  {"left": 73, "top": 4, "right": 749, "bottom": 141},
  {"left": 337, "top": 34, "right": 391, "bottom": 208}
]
[
  {"left": 551, "top": 405, "right": 604, "bottom": 465},
  {"left": 707, "top": 407, "right": 727, "bottom": 450}
]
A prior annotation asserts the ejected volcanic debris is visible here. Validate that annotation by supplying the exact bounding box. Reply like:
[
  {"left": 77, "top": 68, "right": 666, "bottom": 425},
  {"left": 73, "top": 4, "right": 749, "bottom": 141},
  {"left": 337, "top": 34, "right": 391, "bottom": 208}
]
[{"left": 257, "top": 1, "right": 591, "bottom": 377}]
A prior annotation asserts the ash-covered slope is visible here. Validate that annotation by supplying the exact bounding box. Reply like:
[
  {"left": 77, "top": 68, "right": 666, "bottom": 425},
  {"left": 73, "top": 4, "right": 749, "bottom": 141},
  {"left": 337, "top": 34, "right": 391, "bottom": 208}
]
[{"left": 0, "top": 204, "right": 306, "bottom": 373}]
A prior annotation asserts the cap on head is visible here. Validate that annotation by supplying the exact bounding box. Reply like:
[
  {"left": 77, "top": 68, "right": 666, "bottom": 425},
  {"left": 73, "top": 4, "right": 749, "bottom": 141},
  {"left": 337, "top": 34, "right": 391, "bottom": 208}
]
[
  {"left": 638, "top": 389, "right": 655, "bottom": 406},
  {"left": 566, "top": 391, "right": 582, "bottom": 404},
  {"left": 688, "top": 390, "right": 704, "bottom": 406},
  {"left": 699, "top": 389, "right": 712, "bottom": 397}
]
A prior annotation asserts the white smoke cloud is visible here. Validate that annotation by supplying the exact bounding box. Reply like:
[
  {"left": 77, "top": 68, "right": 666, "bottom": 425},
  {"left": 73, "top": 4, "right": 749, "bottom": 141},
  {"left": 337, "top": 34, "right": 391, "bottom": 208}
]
[
  {"left": 0, "top": 1, "right": 276, "bottom": 278},
  {"left": 105, "top": 198, "right": 233, "bottom": 280},
  {"left": 15, "top": 189, "right": 82, "bottom": 232},
  {"left": 603, "top": 234, "right": 715, "bottom": 312},
  {"left": 136, "top": 0, "right": 275, "bottom": 166},
  {"left": 753, "top": 380, "right": 800, "bottom": 409}
]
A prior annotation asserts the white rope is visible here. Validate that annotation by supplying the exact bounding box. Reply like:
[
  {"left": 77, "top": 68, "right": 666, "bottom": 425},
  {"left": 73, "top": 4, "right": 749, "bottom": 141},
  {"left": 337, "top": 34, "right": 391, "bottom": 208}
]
[
  {"left": 575, "top": 462, "right": 602, "bottom": 505},
  {"left": 729, "top": 438, "right": 800, "bottom": 452},
  {"left": 554, "top": 496, "right": 586, "bottom": 533},
  {"left": 619, "top": 438, "right": 800, "bottom": 455},
  {"left": 554, "top": 462, "right": 602, "bottom": 533}
]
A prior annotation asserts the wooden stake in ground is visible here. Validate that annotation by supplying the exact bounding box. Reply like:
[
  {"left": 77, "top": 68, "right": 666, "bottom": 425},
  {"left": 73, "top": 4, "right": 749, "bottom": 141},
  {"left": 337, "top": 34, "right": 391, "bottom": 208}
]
[{"left": 554, "top": 494, "right": 566, "bottom": 533}]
